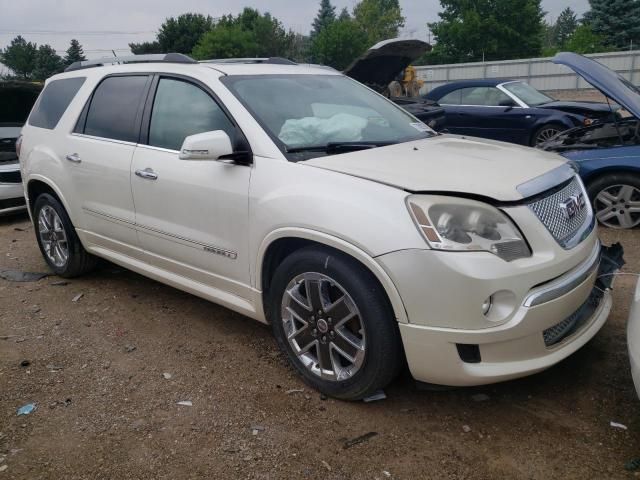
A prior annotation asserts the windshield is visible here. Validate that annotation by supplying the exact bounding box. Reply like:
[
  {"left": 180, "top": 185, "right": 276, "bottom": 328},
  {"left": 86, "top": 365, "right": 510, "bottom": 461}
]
[
  {"left": 502, "top": 81, "right": 554, "bottom": 106},
  {"left": 221, "top": 74, "right": 434, "bottom": 160}
]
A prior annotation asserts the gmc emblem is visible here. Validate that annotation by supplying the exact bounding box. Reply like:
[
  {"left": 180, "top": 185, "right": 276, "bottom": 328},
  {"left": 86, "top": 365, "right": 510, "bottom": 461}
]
[{"left": 559, "top": 192, "right": 586, "bottom": 220}]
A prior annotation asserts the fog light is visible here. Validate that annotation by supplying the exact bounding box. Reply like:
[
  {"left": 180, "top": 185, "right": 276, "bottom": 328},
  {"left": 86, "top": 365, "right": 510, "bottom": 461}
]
[{"left": 482, "top": 296, "right": 493, "bottom": 316}]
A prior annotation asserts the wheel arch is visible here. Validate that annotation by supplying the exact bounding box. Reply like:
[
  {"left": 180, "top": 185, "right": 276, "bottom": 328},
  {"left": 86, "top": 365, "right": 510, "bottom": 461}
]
[
  {"left": 530, "top": 119, "right": 573, "bottom": 145},
  {"left": 26, "top": 176, "right": 71, "bottom": 219},
  {"left": 582, "top": 166, "right": 640, "bottom": 187},
  {"left": 256, "top": 228, "right": 409, "bottom": 324}
]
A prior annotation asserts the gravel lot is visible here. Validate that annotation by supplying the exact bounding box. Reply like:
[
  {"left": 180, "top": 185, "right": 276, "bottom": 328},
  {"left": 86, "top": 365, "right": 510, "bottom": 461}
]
[{"left": 1, "top": 211, "right": 639, "bottom": 480}]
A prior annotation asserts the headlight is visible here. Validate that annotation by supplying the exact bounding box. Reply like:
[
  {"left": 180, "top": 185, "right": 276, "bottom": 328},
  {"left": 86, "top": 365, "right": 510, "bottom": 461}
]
[{"left": 407, "top": 195, "right": 531, "bottom": 262}]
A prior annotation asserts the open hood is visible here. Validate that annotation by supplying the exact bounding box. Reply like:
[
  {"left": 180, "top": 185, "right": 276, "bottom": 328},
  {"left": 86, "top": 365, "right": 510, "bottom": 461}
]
[
  {"left": 552, "top": 52, "right": 640, "bottom": 119},
  {"left": 303, "top": 135, "right": 567, "bottom": 202},
  {"left": 344, "top": 38, "right": 430, "bottom": 93}
]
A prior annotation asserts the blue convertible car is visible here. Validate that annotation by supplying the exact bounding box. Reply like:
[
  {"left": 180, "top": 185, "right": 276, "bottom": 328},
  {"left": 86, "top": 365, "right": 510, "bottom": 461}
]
[
  {"left": 541, "top": 53, "right": 640, "bottom": 229},
  {"left": 425, "top": 78, "right": 616, "bottom": 146}
]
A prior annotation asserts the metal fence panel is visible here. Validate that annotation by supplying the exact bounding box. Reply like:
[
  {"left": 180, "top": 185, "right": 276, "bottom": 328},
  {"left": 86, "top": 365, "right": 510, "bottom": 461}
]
[{"left": 415, "top": 50, "right": 640, "bottom": 93}]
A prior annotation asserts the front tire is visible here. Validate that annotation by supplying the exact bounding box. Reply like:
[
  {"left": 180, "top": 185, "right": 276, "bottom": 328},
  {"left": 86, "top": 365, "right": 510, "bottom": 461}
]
[
  {"left": 587, "top": 173, "right": 640, "bottom": 229},
  {"left": 33, "top": 193, "right": 97, "bottom": 277},
  {"left": 532, "top": 123, "right": 564, "bottom": 146},
  {"left": 268, "top": 246, "right": 403, "bottom": 400}
]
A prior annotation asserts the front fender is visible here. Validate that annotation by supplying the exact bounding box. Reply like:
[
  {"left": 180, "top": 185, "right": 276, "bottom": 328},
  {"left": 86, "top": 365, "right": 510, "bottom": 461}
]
[{"left": 255, "top": 227, "right": 409, "bottom": 324}]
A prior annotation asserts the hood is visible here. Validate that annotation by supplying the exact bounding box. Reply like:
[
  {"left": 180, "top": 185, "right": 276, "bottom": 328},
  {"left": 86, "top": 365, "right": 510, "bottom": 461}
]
[
  {"left": 344, "top": 38, "right": 430, "bottom": 93},
  {"left": 304, "top": 135, "right": 567, "bottom": 201},
  {"left": 538, "top": 100, "right": 617, "bottom": 116},
  {"left": 553, "top": 52, "right": 640, "bottom": 119}
]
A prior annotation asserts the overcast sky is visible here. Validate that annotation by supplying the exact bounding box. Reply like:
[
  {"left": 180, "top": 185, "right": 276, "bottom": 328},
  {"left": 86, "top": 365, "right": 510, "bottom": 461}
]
[{"left": 0, "top": 0, "right": 590, "bottom": 58}]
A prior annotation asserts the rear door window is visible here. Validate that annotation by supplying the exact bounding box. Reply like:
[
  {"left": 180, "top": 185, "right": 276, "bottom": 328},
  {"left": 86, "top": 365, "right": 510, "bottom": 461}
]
[
  {"left": 83, "top": 75, "right": 149, "bottom": 143},
  {"left": 28, "top": 77, "right": 85, "bottom": 129}
]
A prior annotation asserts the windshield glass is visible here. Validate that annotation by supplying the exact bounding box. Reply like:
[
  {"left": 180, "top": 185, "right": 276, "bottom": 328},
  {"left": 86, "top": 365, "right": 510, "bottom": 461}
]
[
  {"left": 221, "top": 74, "right": 434, "bottom": 160},
  {"left": 502, "top": 81, "right": 553, "bottom": 106}
]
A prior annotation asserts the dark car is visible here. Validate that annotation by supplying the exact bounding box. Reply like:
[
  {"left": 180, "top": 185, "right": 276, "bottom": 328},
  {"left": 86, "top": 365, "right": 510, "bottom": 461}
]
[
  {"left": 344, "top": 39, "right": 446, "bottom": 130},
  {"left": 541, "top": 52, "right": 640, "bottom": 229},
  {"left": 0, "top": 81, "right": 42, "bottom": 214},
  {"left": 425, "top": 79, "right": 616, "bottom": 146}
]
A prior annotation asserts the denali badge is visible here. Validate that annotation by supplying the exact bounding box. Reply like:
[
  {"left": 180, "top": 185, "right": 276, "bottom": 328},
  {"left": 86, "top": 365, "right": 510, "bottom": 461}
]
[{"left": 559, "top": 192, "right": 586, "bottom": 220}]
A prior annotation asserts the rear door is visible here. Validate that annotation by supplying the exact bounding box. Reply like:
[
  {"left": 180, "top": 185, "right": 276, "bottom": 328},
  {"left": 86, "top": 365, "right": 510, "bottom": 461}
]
[
  {"left": 66, "top": 74, "right": 151, "bottom": 250},
  {"left": 130, "top": 75, "right": 252, "bottom": 298}
]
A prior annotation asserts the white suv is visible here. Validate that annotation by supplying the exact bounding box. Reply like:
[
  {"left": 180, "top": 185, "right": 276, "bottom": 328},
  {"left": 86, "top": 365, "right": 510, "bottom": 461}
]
[{"left": 19, "top": 54, "right": 611, "bottom": 400}]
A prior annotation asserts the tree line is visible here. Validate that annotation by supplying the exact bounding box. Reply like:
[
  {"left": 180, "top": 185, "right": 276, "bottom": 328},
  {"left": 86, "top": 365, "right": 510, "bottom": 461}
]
[
  {"left": 2, "top": 0, "right": 640, "bottom": 81},
  {"left": 1, "top": 38, "right": 86, "bottom": 81},
  {"left": 127, "top": 1, "right": 404, "bottom": 70},
  {"left": 424, "top": 0, "right": 640, "bottom": 65}
]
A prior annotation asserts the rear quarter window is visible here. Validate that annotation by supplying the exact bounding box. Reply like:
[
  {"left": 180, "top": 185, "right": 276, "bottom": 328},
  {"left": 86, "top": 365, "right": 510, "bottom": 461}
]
[{"left": 28, "top": 77, "right": 86, "bottom": 129}]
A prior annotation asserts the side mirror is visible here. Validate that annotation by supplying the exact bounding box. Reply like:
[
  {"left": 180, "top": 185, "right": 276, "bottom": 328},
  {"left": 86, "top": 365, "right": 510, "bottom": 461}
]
[
  {"left": 179, "top": 130, "right": 234, "bottom": 161},
  {"left": 499, "top": 99, "right": 517, "bottom": 111}
]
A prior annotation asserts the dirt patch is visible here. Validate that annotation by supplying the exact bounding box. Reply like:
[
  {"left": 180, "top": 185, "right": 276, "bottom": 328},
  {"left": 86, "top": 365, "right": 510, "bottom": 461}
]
[{"left": 0, "top": 212, "right": 639, "bottom": 479}]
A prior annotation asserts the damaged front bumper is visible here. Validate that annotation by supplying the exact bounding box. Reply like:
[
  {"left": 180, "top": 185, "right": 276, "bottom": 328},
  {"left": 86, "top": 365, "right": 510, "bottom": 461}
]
[
  {"left": 386, "top": 242, "right": 624, "bottom": 387},
  {"left": 627, "top": 272, "right": 640, "bottom": 400}
]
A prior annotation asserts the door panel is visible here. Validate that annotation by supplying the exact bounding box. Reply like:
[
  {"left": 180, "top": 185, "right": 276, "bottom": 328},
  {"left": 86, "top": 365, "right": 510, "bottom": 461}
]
[
  {"left": 131, "top": 146, "right": 251, "bottom": 296},
  {"left": 65, "top": 135, "right": 137, "bottom": 246}
]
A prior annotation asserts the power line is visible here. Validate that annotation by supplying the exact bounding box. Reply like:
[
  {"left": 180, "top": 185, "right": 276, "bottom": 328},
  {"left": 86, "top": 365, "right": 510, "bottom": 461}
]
[{"left": 0, "top": 30, "right": 155, "bottom": 36}]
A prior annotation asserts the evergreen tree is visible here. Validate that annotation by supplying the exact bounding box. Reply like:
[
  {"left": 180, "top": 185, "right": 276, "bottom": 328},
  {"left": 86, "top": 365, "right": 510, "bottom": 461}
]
[
  {"left": 129, "top": 41, "right": 163, "bottom": 54},
  {"left": 584, "top": 0, "right": 640, "bottom": 49},
  {"left": 311, "top": 0, "right": 337, "bottom": 38},
  {"left": 338, "top": 7, "right": 351, "bottom": 21},
  {"left": 0, "top": 35, "right": 37, "bottom": 79},
  {"left": 64, "top": 39, "right": 86, "bottom": 66},
  {"left": 33, "top": 44, "right": 64, "bottom": 80},
  {"left": 555, "top": 7, "right": 578, "bottom": 46}
]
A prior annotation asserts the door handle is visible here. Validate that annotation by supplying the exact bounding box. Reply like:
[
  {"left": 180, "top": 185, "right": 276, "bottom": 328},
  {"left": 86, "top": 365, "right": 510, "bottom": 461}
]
[
  {"left": 65, "top": 153, "right": 81, "bottom": 163},
  {"left": 135, "top": 168, "right": 158, "bottom": 180}
]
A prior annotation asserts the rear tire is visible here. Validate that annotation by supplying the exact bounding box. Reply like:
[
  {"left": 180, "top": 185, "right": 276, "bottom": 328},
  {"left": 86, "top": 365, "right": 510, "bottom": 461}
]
[
  {"left": 268, "top": 246, "right": 403, "bottom": 400},
  {"left": 33, "top": 193, "right": 98, "bottom": 277},
  {"left": 587, "top": 173, "right": 640, "bottom": 229}
]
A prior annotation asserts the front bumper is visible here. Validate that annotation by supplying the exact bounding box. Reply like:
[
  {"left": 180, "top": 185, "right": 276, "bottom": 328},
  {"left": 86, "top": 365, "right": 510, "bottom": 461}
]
[
  {"left": 0, "top": 182, "right": 26, "bottom": 215},
  {"left": 379, "top": 239, "right": 617, "bottom": 386}
]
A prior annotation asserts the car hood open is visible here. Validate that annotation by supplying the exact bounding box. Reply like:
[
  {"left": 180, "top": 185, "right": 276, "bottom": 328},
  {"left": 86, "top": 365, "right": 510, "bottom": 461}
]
[
  {"left": 552, "top": 52, "right": 640, "bottom": 119},
  {"left": 303, "top": 135, "right": 567, "bottom": 201},
  {"left": 344, "top": 38, "right": 430, "bottom": 93}
]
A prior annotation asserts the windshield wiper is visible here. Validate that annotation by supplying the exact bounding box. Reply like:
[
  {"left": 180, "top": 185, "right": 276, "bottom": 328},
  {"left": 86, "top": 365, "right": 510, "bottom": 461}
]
[{"left": 286, "top": 141, "right": 395, "bottom": 154}]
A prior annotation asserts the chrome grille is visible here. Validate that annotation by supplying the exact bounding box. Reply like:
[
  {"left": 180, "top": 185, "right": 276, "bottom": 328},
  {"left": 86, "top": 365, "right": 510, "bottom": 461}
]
[{"left": 528, "top": 176, "right": 593, "bottom": 249}]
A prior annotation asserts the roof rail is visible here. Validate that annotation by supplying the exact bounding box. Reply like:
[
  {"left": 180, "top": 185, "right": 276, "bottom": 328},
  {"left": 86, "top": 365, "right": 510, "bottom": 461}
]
[
  {"left": 200, "top": 57, "right": 297, "bottom": 66},
  {"left": 65, "top": 53, "right": 197, "bottom": 72}
]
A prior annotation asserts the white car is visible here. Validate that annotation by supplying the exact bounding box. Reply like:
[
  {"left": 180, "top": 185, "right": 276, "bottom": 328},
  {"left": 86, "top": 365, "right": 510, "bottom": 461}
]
[
  {"left": 19, "top": 54, "right": 612, "bottom": 400},
  {"left": 1, "top": 123, "right": 27, "bottom": 214}
]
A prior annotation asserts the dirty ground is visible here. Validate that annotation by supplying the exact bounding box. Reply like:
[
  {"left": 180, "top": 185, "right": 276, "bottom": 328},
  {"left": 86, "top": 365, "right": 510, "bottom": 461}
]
[{"left": 1, "top": 212, "right": 639, "bottom": 479}]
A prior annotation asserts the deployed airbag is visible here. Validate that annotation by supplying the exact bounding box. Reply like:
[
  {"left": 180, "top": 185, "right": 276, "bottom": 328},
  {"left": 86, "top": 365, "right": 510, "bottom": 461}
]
[{"left": 278, "top": 113, "right": 367, "bottom": 147}]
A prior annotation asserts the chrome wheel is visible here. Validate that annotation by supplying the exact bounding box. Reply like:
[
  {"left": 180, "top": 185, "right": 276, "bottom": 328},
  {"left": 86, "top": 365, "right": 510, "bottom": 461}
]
[
  {"left": 594, "top": 184, "right": 640, "bottom": 229},
  {"left": 281, "top": 272, "right": 366, "bottom": 381},
  {"left": 535, "top": 126, "right": 562, "bottom": 145},
  {"left": 38, "top": 205, "right": 69, "bottom": 267}
]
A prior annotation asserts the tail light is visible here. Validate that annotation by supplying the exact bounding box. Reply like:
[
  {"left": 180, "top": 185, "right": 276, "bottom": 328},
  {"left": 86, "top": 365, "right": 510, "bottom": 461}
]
[{"left": 15, "top": 135, "right": 22, "bottom": 159}]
